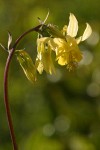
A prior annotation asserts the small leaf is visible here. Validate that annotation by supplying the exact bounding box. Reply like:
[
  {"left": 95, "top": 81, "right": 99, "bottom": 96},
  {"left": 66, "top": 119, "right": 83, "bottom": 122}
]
[
  {"left": 43, "top": 11, "right": 49, "bottom": 24},
  {"left": 0, "top": 43, "right": 7, "bottom": 51},
  {"left": 16, "top": 50, "right": 36, "bottom": 83},
  {"left": 38, "top": 11, "right": 49, "bottom": 25},
  {"left": 8, "top": 31, "right": 12, "bottom": 50}
]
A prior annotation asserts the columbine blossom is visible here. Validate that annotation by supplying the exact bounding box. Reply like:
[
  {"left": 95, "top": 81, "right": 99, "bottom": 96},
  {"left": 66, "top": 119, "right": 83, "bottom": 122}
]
[
  {"left": 15, "top": 13, "right": 92, "bottom": 83},
  {"left": 36, "top": 13, "right": 92, "bottom": 72},
  {"left": 50, "top": 13, "right": 92, "bottom": 70}
]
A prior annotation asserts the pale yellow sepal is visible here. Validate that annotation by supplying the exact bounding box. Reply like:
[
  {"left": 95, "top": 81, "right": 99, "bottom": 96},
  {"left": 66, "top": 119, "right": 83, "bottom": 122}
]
[
  {"left": 76, "top": 36, "right": 82, "bottom": 44},
  {"left": 81, "top": 23, "right": 92, "bottom": 41},
  {"left": 76, "top": 23, "right": 92, "bottom": 44},
  {"left": 67, "top": 13, "right": 78, "bottom": 37}
]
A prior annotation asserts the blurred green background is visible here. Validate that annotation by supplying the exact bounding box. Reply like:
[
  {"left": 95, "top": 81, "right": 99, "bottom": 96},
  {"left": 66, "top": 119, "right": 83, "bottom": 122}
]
[{"left": 0, "top": 0, "right": 100, "bottom": 150}]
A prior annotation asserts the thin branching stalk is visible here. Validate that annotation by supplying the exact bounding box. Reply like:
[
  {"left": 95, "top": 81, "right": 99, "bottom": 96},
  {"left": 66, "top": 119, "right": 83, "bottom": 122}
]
[{"left": 4, "top": 24, "right": 41, "bottom": 150}]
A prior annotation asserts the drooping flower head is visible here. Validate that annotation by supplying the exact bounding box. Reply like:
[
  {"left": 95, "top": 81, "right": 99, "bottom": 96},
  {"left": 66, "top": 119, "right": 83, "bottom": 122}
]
[
  {"left": 36, "top": 13, "right": 92, "bottom": 73},
  {"left": 16, "top": 13, "right": 92, "bottom": 83}
]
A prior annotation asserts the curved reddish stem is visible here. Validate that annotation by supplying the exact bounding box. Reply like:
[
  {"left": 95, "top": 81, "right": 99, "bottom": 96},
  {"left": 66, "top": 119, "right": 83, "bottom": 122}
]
[
  {"left": 3, "top": 24, "right": 41, "bottom": 150},
  {"left": 4, "top": 49, "right": 18, "bottom": 150}
]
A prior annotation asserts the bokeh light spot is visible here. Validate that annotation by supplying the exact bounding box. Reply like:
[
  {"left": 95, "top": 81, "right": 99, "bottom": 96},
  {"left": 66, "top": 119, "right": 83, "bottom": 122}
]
[
  {"left": 47, "top": 69, "right": 62, "bottom": 82},
  {"left": 79, "top": 50, "right": 93, "bottom": 66},
  {"left": 87, "top": 82, "right": 100, "bottom": 97},
  {"left": 43, "top": 123, "right": 55, "bottom": 137},
  {"left": 86, "top": 31, "right": 99, "bottom": 46},
  {"left": 92, "top": 69, "right": 100, "bottom": 84},
  {"left": 54, "top": 115, "right": 70, "bottom": 133}
]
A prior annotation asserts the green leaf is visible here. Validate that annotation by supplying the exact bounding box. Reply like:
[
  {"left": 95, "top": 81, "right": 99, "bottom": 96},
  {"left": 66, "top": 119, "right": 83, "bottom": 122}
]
[{"left": 16, "top": 50, "right": 36, "bottom": 84}]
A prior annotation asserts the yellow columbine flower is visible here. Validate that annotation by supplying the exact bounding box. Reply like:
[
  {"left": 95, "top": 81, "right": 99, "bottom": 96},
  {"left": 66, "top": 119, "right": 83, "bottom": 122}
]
[
  {"left": 36, "top": 13, "right": 92, "bottom": 73},
  {"left": 50, "top": 13, "right": 92, "bottom": 70},
  {"left": 47, "top": 13, "right": 92, "bottom": 70},
  {"left": 36, "top": 37, "right": 55, "bottom": 74}
]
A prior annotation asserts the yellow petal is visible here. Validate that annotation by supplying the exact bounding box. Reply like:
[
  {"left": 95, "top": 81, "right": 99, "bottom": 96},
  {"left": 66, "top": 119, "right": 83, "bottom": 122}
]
[
  {"left": 36, "top": 59, "right": 44, "bottom": 74},
  {"left": 37, "top": 37, "right": 52, "bottom": 52},
  {"left": 57, "top": 56, "right": 67, "bottom": 65},
  {"left": 53, "top": 38, "right": 65, "bottom": 47},
  {"left": 37, "top": 37, "right": 51, "bottom": 43},
  {"left": 81, "top": 23, "right": 92, "bottom": 41},
  {"left": 71, "top": 49, "right": 83, "bottom": 62},
  {"left": 62, "top": 25, "right": 67, "bottom": 36},
  {"left": 51, "top": 38, "right": 68, "bottom": 50},
  {"left": 42, "top": 49, "right": 55, "bottom": 74},
  {"left": 67, "top": 13, "right": 78, "bottom": 37},
  {"left": 76, "top": 36, "right": 82, "bottom": 44},
  {"left": 36, "top": 46, "right": 55, "bottom": 75}
]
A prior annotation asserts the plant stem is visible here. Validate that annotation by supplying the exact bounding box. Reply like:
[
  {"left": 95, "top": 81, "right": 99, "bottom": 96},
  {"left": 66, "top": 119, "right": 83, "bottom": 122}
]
[
  {"left": 4, "top": 49, "right": 18, "bottom": 150},
  {"left": 3, "top": 24, "right": 42, "bottom": 150}
]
